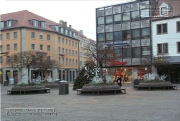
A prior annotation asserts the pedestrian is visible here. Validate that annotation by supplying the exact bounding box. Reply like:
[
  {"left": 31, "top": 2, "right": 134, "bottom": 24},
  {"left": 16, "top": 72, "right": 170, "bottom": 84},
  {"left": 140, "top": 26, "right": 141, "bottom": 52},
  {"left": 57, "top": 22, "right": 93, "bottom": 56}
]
[{"left": 116, "top": 75, "right": 122, "bottom": 87}]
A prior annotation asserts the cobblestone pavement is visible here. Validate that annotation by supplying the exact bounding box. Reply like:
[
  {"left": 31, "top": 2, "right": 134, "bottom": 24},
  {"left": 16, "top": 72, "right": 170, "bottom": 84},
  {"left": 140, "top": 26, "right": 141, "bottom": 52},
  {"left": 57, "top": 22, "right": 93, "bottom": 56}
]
[{"left": 1, "top": 83, "right": 180, "bottom": 121}]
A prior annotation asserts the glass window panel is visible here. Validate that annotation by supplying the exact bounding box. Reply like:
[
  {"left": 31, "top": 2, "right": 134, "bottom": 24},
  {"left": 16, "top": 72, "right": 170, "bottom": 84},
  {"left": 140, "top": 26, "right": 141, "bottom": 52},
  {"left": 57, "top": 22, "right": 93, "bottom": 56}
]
[
  {"left": 114, "top": 31, "right": 121, "bottom": 41},
  {"left": 98, "top": 17, "right": 104, "bottom": 25},
  {"left": 161, "top": 7, "right": 167, "bottom": 15},
  {"left": 98, "top": 33, "right": 105, "bottom": 41},
  {"left": 162, "top": 24, "right": 167, "bottom": 33},
  {"left": 115, "top": 49, "right": 122, "bottom": 56},
  {"left": 123, "top": 48, "right": 131, "bottom": 57},
  {"left": 131, "top": 11, "right": 139, "bottom": 21},
  {"left": 106, "top": 32, "right": 113, "bottom": 41},
  {"left": 122, "top": 30, "right": 131, "bottom": 41},
  {"left": 163, "top": 43, "right": 168, "bottom": 53},
  {"left": 132, "top": 29, "right": 140, "bottom": 39},
  {"left": 142, "top": 47, "right": 150, "bottom": 55},
  {"left": 141, "top": 28, "right": 150, "bottom": 39},
  {"left": 177, "top": 42, "right": 180, "bottom": 52},
  {"left": 177, "top": 21, "right": 180, "bottom": 32},
  {"left": 157, "top": 24, "right": 161, "bottom": 34},
  {"left": 114, "top": 14, "right": 121, "bottom": 22},
  {"left": 132, "top": 48, "right": 141, "bottom": 57},
  {"left": 106, "top": 16, "right": 113, "bottom": 24},
  {"left": 141, "top": 9, "right": 149, "bottom": 18},
  {"left": 123, "top": 12, "right": 130, "bottom": 21}
]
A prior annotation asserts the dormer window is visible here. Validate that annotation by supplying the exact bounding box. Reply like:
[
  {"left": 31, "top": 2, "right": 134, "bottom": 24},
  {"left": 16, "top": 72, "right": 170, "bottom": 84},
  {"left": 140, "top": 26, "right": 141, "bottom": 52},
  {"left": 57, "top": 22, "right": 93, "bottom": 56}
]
[
  {"left": 40, "top": 21, "right": 46, "bottom": 29},
  {"left": 7, "top": 20, "right": 12, "bottom": 28},
  {"left": 61, "top": 28, "right": 64, "bottom": 34},
  {"left": 159, "top": 3, "right": 170, "bottom": 16},
  {"left": 54, "top": 26, "right": 58, "bottom": 31},
  {"left": 32, "top": 19, "right": 38, "bottom": 28},
  {"left": 0, "top": 21, "right": 5, "bottom": 29},
  {"left": 65, "top": 29, "right": 68, "bottom": 35},
  {"left": 69, "top": 31, "right": 72, "bottom": 37}
]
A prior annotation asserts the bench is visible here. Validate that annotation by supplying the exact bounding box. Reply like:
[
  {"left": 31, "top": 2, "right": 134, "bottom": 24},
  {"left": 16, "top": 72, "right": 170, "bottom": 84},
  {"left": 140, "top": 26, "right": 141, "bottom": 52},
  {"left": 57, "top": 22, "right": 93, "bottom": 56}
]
[
  {"left": 134, "top": 85, "right": 177, "bottom": 90},
  {"left": 77, "top": 88, "right": 126, "bottom": 95},
  {"left": 7, "top": 88, "right": 51, "bottom": 95}
]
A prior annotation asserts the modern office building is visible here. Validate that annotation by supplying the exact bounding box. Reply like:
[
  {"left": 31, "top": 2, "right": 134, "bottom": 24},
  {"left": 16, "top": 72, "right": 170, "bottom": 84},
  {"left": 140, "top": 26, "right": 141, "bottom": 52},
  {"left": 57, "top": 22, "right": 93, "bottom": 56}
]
[
  {"left": 96, "top": 0, "right": 155, "bottom": 82},
  {"left": 0, "top": 10, "right": 80, "bottom": 84}
]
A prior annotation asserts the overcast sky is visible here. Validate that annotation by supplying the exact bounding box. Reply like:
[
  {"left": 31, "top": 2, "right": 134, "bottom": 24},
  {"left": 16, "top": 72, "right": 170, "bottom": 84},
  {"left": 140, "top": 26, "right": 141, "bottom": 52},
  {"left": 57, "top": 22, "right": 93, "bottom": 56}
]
[{"left": 0, "top": 0, "right": 133, "bottom": 40}]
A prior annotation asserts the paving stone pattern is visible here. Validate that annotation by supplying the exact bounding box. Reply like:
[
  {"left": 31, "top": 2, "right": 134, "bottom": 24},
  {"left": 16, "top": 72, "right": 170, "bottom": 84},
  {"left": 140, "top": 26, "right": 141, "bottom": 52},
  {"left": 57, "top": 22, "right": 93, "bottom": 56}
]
[{"left": 1, "top": 83, "right": 180, "bottom": 121}]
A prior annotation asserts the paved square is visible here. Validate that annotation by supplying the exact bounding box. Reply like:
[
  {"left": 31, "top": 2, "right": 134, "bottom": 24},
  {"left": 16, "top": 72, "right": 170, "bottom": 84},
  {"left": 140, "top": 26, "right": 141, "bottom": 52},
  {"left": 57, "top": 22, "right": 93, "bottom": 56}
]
[{"left": 1, "top": 84, "right": 180, "bottom": 121}]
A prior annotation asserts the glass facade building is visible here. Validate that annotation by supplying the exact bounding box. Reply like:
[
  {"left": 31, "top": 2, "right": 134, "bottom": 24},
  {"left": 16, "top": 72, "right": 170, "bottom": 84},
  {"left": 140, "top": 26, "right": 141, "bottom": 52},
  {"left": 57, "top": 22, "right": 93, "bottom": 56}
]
[{"left": 96, "top": 0, "right": 152, "bottom": 68}]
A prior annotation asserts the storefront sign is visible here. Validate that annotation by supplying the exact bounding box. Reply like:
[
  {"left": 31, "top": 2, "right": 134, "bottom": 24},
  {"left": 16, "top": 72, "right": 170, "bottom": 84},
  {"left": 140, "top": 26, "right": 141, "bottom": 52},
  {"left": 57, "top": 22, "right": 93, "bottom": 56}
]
[
  {"left": 106, "top": 41, "right": 131, "bottom": 48},
  {"left": 110, "top": 61, "right": 126, "bottom": 66}
]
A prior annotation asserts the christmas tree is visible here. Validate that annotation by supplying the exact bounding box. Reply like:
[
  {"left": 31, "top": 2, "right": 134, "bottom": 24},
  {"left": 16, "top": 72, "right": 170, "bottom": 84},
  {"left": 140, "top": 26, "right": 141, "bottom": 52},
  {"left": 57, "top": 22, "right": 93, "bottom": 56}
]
[{"left": 73, "top": 61, "right": 96, "bottom": 90}]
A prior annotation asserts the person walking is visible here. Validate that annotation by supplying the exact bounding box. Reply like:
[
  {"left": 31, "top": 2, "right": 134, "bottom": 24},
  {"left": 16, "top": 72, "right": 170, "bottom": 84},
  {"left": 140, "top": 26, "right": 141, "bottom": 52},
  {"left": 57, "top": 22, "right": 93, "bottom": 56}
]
[{"left": 117, "top": 75, "right": 122, "bottom": 87}]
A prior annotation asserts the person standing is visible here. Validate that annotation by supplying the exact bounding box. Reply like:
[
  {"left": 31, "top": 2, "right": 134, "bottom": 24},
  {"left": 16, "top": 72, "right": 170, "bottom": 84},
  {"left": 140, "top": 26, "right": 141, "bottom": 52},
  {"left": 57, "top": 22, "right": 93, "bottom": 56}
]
[{"left": 117, "top": 75, "right": 122, "bottom": 87}]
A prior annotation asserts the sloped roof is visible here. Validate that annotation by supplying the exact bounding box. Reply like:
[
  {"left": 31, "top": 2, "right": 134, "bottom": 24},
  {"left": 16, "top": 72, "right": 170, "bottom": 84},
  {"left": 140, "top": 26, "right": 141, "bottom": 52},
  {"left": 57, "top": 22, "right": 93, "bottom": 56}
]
[{"left": 1, "top": 10, "right": 57, "bottom": 31}]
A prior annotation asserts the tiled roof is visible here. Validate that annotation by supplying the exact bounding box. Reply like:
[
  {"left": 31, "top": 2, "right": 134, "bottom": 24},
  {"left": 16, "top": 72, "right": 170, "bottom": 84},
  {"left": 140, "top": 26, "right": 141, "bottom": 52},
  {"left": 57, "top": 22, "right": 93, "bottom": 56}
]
[
  {"left": 152, "top": 0, "right": 180, "bottom": 20},
  {"left": 1, "top": 10, "right": 57, "bottom": 31}
]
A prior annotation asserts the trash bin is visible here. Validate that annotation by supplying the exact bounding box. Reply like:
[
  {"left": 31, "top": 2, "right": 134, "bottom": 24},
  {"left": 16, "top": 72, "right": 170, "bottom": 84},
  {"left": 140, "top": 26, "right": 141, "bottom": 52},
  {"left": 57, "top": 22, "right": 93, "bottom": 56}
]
[
  {"left": 133, "top": 79, "right": 140, "bottom": 88},
  {"left": 4, "top": 81, "right": 8, "bottom": 86},
  {"left": 59, "top": 80, "right": 69, "bottom": 95}
]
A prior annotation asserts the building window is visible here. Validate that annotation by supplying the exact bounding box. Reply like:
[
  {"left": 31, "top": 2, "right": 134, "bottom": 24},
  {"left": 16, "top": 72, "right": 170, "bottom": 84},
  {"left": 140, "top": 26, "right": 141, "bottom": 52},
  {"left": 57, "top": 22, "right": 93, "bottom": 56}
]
[
  {"left": 132, "top": 29, "right": 140, "bottom": 39},
  {"left": 14, "top": 55, "right": 17, "bottom": 63},
  {"left": 47, "top": 35, "right": 50, "bottom": 40},
  {"left": 32, "top": 20, "right": 38, "bottom": 27},
  {"left": 114, "top": 31, "right": 121, "bottom": 41},
  {"left": 31, "top": 44, "right": 35, "bottom": 50},
  {"left": 131, "top": 11, "right": 139, "bottom": 21},
  {"left": 40, "top": 21, "right": 45, "bottom": 28},
  {"left": 0, "top": 21, "right": 5, "bottom": 29},
  {"left": 31, "top": 32, "right": 35, "bottom": 39},
  {"left": 0, "top": 34, "right": 2, "bottom": 40},
  {"left": 13, "top": 32, "right": 17, "bottom": 39},
  {"left": 177, "top": 21, "right": 180, "bottom": 32},
  {"left": 39, "top": 34, "right": 43, "bottom": 40},
  {"left": 105, "top": 16, "right": 113, "bottom": 24},
  {"left": 40, "top": 44, "right": 43, "bottom": 51},
  {"left": 0, "top": 45, "right": 2, "bottom": 51},
  {"left": 97, "top": 33, "right": 105, "bottom": 41},
  {"left": 115, "top": 49, "right": 122, "bottom": 57},
  {"left": 142, "top": 47, "right": 150, "bottom": 55},
  {"left": 69, "top": 40, "right": 71, "bottom": 46},
  {"left": 7, "top": 20, "right": 12, "bottom": 28},
  {"left": 106, "top": 32, "right": 113, "bottom": 41},
  {"left": 62, "top": 38, "right": 64, "bottom": 44},
  {"left": 66, "top": 39, "right": 68, "bottom": 45},
  {"left": 6, "top": 56, "right": 10, "bottom": 63},
  {"left": 98, "top": 17, "right": 104, "bottom": 25},
  {"left": 58, "top": 37, "right": 60, "bottom": 43},
  {"left": 160, "top": 7, "right": 167, "bottom": 15},
  {"left": 177, "top": 42, "right": 180, "bottom": 53},
  {"left": 123, "top": 48, "right": 131, "bottom": 57},
  {"left": 122, "top": 30, "right": 131, "bottom": 41},
  {"left": 14, "top": 44, "right": 17, "bottom": 50},
  {"left": 47, "top": 45, "right": 50, "bottom": 51},
  {"left": 157, "top": 43, "right": 168, "bottom": 54},
  {"left": 6, "top": 33, "right": 10, "bottom": 40},
  {"left": 114, "top": 14, "right": 121, "bottom": 23},
  {"left": 58, "top": 47, "right": 61, "bottom": 52},
  {"left": 123, "top": 12, "right": 130, "bottom": 21},
  {"left": 132, "top": 48, "right": 141, "bottom": 57},
  {"left": 66, "top": 49, "right": 68, "bottom": 55},
  {"left": 66, "top": 58, "right": 68, "bottom": 66},
  {"left": 141, "top": 28, "right": 150, "bottom": 39},
  {"left": 0, "top": 56, "right": 3, "bottom": 64},
  {"left": 157, "top": 24, "right": 167, "bottom": 34},
  {"left": 140, "top": 9, "right": 149, "bottom": 18},
  {"left": 6, "top": 44, "right": 10, "bottom": 51},
  {"left": 62, "top": 48, "right": 64, "bottom": 54},
  {"left": 72, "top": 41, "right": 74, "bottom": 47}
]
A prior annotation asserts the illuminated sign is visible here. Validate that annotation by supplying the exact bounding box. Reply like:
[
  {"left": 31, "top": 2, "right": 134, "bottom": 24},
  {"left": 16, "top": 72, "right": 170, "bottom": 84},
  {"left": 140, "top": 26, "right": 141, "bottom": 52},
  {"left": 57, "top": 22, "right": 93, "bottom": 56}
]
[{"left": 110, "top": 61, "right": 126, "bottom": 66}]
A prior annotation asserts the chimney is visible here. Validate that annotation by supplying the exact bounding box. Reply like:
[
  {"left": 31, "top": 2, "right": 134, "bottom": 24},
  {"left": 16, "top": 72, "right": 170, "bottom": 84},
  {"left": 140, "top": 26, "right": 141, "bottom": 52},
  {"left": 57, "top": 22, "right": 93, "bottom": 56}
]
[
  {"left": 69, "top": 25, "right": 72, "bottom": 29},
  {"left": 63, "top": 22, "right": 67, "bottom": 27},
  {"left": 79, "top": 30, "right": 83, "bottom": 34}
]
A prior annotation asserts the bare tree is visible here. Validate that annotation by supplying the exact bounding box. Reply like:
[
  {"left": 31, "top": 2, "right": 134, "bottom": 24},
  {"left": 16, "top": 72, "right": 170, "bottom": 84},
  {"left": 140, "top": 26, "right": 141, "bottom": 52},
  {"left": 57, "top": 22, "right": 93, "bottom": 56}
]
[
  {"left": 84, "top": 42, "right": 117, "bottom": 77},
  {"left": 142, "top": 55, "right": 171, "bottom": 67},
  {"left": 7, "top": 51, "right": 44, "bottom": 84},
  {"left": 35, "top": 56, "right": 59, "bottom": 81}
]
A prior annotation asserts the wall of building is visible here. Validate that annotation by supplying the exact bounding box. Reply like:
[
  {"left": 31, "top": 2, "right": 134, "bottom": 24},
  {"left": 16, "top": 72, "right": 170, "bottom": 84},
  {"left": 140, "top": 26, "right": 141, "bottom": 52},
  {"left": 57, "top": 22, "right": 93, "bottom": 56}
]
[{"left": 152, "top": 17, "right": 180, "bottom": 56}]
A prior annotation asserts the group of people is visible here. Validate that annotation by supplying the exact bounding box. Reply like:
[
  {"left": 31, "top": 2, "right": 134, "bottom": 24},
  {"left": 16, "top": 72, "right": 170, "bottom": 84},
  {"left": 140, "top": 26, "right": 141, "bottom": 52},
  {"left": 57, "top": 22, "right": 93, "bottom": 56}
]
[{"left": 113, "top": 75, "right": 122, "bottom": 87}]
